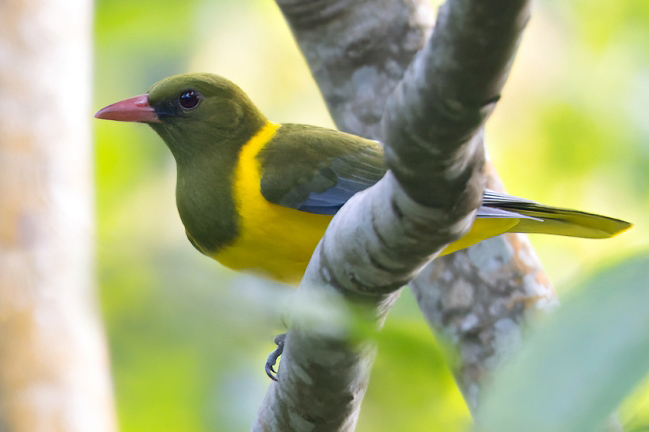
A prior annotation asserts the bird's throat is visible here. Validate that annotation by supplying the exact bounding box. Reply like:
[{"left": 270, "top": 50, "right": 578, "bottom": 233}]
[{"left": 173, "top": 121, "right": 280, "bottom": 256}]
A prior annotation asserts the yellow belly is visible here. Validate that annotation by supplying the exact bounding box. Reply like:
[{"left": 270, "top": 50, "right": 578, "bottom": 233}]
[
  {"left": 215, "top": 202, "right": 332, "bottom": 284},
  {"left": 213, "top": 122, "right": 519, "bottom": 284},
  {"left": 213, "top": 122, "right": 333, "bottom": 284},
  {"left": 216, "top": 208, "right": 517, "bottom": 284}
]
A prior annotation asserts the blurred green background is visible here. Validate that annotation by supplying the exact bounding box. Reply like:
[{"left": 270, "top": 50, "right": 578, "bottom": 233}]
[{"left": 94, "top": 0, "right": 649, "bottom": 430}]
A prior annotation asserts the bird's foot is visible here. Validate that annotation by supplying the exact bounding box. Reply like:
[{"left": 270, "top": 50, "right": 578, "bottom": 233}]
[{"left": 265, "top": 333, "right": 286, "bottom": 381}]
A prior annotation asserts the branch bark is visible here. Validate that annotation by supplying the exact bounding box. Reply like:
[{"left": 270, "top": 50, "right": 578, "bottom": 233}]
[
  {"left": 273, "top": 0, "right": 557, "bottom": 413},
  {"left": 253, "top": 0, "right": 533, "bottom": 429},
  {"left": 0, "top": 1, "right": 117, "bottom": 430}
]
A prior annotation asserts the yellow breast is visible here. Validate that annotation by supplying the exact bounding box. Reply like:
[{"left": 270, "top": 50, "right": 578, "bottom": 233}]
[{"left": 213, "top": 122, "right": 333, "bottom": 284}]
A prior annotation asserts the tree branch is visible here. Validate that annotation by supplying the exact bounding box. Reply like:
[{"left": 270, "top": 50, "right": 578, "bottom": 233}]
[
  {"left": 272, "top": 0, "right": 556, "bottom": 413},
  {"left": 253, "top": 0, "right": 533, "bottom": 429}
]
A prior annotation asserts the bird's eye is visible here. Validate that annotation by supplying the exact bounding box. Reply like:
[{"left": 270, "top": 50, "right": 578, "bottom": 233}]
[{"left": 179, "top": 90, "right": 201, "bottom": 110}]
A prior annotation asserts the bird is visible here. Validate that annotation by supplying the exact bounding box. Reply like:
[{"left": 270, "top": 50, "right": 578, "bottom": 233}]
[{"left": 95, "top": 73, "right": 631, "bottom": 286}]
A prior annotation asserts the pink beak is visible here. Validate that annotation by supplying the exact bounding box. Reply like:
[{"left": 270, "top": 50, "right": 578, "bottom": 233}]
[{"left": 95, "top": 94, "right": 161, "bottom": 123}]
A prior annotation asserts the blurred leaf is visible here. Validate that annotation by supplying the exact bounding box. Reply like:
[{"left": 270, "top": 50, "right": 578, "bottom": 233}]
[
  {"left": 475, "top": 255, "right": 649, "bottom": 432},
  {"left": 358, "top": 314, "right": 471, "bottom": 432}
]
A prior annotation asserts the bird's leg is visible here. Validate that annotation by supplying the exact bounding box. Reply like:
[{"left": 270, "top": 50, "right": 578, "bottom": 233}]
[{"left": 265, "top": 333, "right": 286, "bottom": 381}]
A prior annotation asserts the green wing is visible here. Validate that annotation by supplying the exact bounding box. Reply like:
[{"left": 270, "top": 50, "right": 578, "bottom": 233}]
[
  {"left": 257, "top": 124, "right": 386, "bottom": 214},
  {"left": 256, "top": 124, "right": 631, "bottom": 239}
]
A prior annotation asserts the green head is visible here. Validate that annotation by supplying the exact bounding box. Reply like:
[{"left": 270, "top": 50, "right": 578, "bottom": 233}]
[
  {"left": 95, "top": 73, "right": 267, "bottom": 163},
  {"left": 95, "top": 73, "right": 268, "bottom": 253}
]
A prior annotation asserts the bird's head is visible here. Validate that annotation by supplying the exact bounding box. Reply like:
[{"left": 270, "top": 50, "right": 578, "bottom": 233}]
[{"left": 95, "top": 73, "right": 267, "bottom": 162}]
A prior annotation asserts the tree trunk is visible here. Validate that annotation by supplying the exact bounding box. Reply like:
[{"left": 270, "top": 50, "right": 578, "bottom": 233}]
[{"left": 0, "top": 0, "right": 117, "bottom": 430}]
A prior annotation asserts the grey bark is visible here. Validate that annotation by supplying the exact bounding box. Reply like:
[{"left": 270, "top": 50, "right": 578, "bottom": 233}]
[
  {"left": 273, "top": 0, "right": 557, "bottom": 412},
  {"left": 253, "top": 0, "right": 532, "bottom": 430},
  {"left": 0, "top": 1, "right": 117, "bottom": 430}
]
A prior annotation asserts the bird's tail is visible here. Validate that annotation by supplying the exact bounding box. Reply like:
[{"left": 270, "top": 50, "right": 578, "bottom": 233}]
[{"left": 482, "top": 190, "right": 632, "bottom": 239}]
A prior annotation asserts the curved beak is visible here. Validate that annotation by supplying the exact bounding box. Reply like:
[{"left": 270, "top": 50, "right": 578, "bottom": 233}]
[{"left": 95, "top": 94, "right": 161, "bottom": 123}]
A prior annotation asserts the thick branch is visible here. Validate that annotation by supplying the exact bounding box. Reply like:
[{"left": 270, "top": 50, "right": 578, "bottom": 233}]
[
  {"left": 253, "top": 0, "right": 532, "bottom": 429},
  {"left": 275, "top": 0, "right": 434, "bottom": 139},
  {"left": 271, "top": 0, "right": 555, "bottom": 414},
  {"left": 410, "top": 173, "right": 555, "bottom": 410},
  {"left": 383, "top": 0, "right": 529, "bottom": 206}
]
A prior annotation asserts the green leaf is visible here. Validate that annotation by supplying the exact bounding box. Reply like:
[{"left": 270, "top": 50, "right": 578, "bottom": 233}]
[{"left": 475, "top": 255, "right": 649, "bottom": 432}]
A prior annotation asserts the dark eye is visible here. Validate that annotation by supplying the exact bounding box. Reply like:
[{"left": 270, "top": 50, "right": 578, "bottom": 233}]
[{"left": 179, "top": 90, "right": 200, "bottom": 110}]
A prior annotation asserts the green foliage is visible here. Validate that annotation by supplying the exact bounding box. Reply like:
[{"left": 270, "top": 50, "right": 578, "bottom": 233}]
[
  {"left": 475, "top": 256, "right": 649, "bottom": 432},
  {"left": 359, "top": 303, "right": 471, "bottom": 431}
]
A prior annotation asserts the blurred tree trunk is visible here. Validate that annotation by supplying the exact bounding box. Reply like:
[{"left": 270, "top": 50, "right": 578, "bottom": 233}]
[{"left": 0, "top": 1, "right": 117, "bottom": 431}]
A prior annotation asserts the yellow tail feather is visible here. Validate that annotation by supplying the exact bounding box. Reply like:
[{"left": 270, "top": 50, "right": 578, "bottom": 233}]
[{"left": 505, "top": 206, "right": 632, "bottom": 239}]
